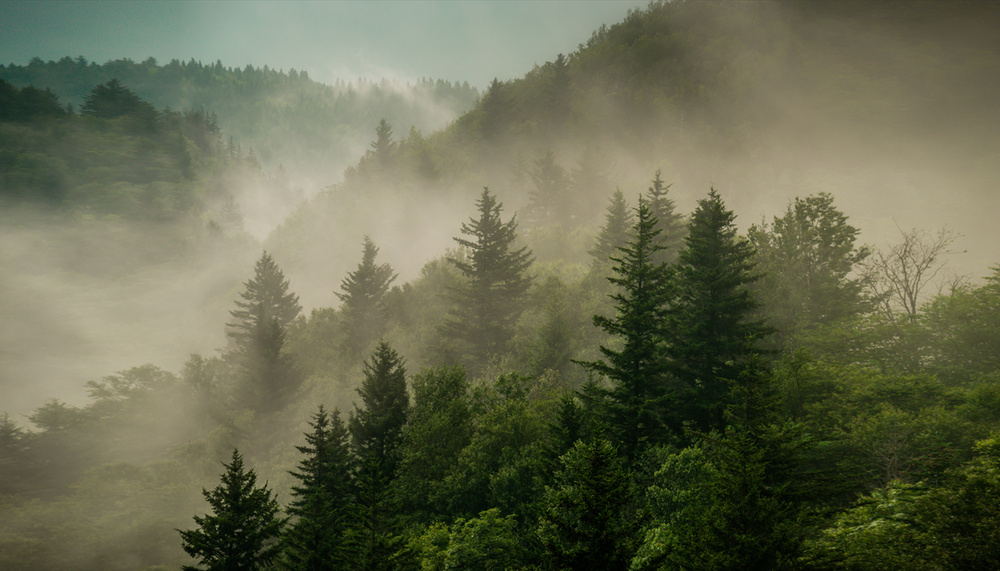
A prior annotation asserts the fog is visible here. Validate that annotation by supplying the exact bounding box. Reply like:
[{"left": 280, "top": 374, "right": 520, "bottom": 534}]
[{"left": 1, "top": 1, "right": 999, "bottom": 566}]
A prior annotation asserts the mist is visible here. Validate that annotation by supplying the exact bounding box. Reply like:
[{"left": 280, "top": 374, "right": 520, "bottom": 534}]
[{"left": 2, "top": 1, "right": 999, "bottom": 569}]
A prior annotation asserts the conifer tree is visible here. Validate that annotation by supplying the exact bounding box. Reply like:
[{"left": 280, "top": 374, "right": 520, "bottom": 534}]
[
  {"left": 228, "top": 252, "right": 302, "bottom": 353},
  {"left": 670, "top": 189, "right": 770, "bottom": 433},
  {"left": 538, "top": 437, "right": 641, "bottom": 571},
  {"left": 442, "top": 188, "right": 533, "bottom": 371},
  {"left": 674, "top": 356, "right": 806, "bottom": 570},
  {"left": 282, "top": 406, "right": 353, "bottom": 571},
  {"left": 369, "top": 118, "right": 396, "bottom": 169},
  {"left": 179, "top": 449, "right": 285, "bottom": 571},
  {"left": 645, "top": 170, "right": 686, "bottom": 264},
  {"left": 349, "top": 341, "right": 409, "bottom": 477},
  {"left": 344, "top": 343, "right": 409, "bottom": 570},
  {"left": 579, "top": 199, "right": 678, "bottom": 457},
  {"left": 337, "top": 237, "right": 397, "bottom": 359},
  {"left": 526, "top": 150, "right": 571, "bottom": 227},
  {"left": 226, "top": 252, "right": 303, "bottom": 416},
  {"left": 588, "top": 189, "right": 634, "bottom": 267}
]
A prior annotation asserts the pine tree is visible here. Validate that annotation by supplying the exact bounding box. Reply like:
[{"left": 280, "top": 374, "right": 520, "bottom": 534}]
[
  {"left": 282, "top": 407, "right": 353, "bottom": 571},
  {"left": 526, "top": 150, "right": 571, "bottom": 227},
  {"left": 349, "top": 341, "right": 409, "bottom": 477},
  {"left": 588, "top": 189, "right": 634, "bottom": 267},
  {"left": 537, "top": 437, "right": 641, "bottom": 571},
  {"left": 369, "top": 118, "right": 396, "bottom": 169},
  {"left": 228, "top": 252, "right": 302, "bottom": 353},
  {"left": 674, "top": 356, "right": 807, "bottom": 570},
  {"left": 645, "top": 170, "right": 686, "bottom": 264},
  {"left": 579, "top": 199, "right": 678, "bottom": 457},
  {"left": 179, "top": 449, "right": 285, "bottom": 571},
  {"left": 227, "top": 252, "right": 303, "bottom": 416},
  {"left": 442, "top": 188, "right": 533, "bottom": 371},
  {"left": 348, "top": 456, "right": 403, "bottom": 571},
  {"left": 337, "top": 237, "right": 397, "bottom": 359},
  {"left": 477, "top": 79, "right": 513, "bottom": 141},
  {"left": 670, "top": 189, "right": 770, "bottom": 433}
]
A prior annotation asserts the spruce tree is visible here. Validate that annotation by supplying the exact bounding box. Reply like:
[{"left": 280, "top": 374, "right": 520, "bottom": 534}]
[
  {"left": 179, "top": 449, "right": 285, "bottom": 571},
  {"left": 349, "top": 341, "right": 409, "bottom": 477},
  {"left": 337, "top": 237, "right": 397, "bottom": 359},
  {"left": 345, "top": 343, "right": 409, "bottom": 570},
  {"left": 227, "top": 251, "right": 301, "bottom": 353},
  {"left": 537, "top": 437, "right": 641, "bottom": 571},
  {"left": 227, "top": 252, "right": 303, "bottom": 416},
  {"left": 670, "top": 189, "right": 770, "bottom": 433},
  {"left": 579, "top": 198, "right": 678, "bottom": 457},
  {"left": 674, "top": 356, "right": 807, "bottom": 570},
  {"left": 526, "top": 150, "right": 572, "bottom": 227},
  {"left": 588, "top": 189, "right": 634, "bottom": 267},
  {"left": 282, "top": 406, "right": 353, "bottom": 571},
  {"left": 645, "top": 170, "right": 686, "bottom": 264},
  {"left": 442, "top": 188, "right": 533, "bottom": 371}
]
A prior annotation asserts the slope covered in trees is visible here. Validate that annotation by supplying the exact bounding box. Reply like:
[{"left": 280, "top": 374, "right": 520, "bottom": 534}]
[
  {"left": 3, "top": 1, "right": 1000, "bottom": 569},
  {"left": 0, "top": 57, "right": 478, "bottom": 186}
]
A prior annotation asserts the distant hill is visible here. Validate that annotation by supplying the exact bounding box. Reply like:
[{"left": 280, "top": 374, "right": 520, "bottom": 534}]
[{"left": 0, "top": 57, "right": 479, "bottom": 188}]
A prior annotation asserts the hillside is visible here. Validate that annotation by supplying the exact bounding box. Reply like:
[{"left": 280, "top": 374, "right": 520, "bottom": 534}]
[
  {"left": 3, "top": 2, "right": 1000, "bottom": 569},
  {"left": 0, "top": 57, "right": 478, "bottom": 189},
  {"left": 268, "top": 0, "right": 1000, "bottom": 292}
]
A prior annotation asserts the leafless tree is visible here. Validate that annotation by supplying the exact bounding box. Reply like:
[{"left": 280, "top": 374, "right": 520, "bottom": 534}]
[{"left": 864, "top": 226, "right": 960, "bottom": 323}]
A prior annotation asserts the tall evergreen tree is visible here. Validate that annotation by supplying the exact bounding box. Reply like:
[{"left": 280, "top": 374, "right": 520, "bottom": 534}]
[
  {"left": 670, "top": 189, "right": 770, "bottom": 433},
  {"left": 673, "top": 356, "right": 807, "bottom": 570},
  {"left": 179, "top": 449, "right": 285, "bottom": 571},
  {"left": 369, "top": 118, "right": 396, "bottom": 169},
  {"left": 588, "top": 189, "right": 634, "bottom": 268},
  {"left": 442, "top": 188, "right": 533, "bottom": 371},
  {"left": 477, "top": 78, "right": 513, "bottom": 141},
  {"left": 337, "top": 237, "right": 397, "bottom": 359},
  {"left": 228, "top": 252, "right": 302, "bottom": 353},
  {"left": 526, "top": 150, "right": 571, "bottom": 227},
  {"left": 345, "top": 343, "right": 409, "bottom": 570},
  {"left": 226, "top": 252, "right": 303, "bottom": 416},
  {"left": 579, "top": 198, "right": 678, "bottom": 457},
  {"left": 645, "top": 170, "right": 686, "bottom": 264},
  {"left": 80, "top": 78, "right": 157, "bottom": 126},
  {"left": 282, "top": 406, "right": 354, "bottom": 571},
  {"left": 537, "top": 437, "right": 642, "bottom": 571},
  {"left": 349, "top": 341, "right": 409, "bottom": 477}
]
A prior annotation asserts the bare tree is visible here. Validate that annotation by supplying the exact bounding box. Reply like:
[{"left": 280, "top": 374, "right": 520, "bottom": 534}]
[{"left": 864, "top": 226, "right": 960, "bottom": 323}]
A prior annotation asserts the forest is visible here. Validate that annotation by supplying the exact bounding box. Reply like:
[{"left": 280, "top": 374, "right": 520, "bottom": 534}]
[{"left": 2, "top": 1, "right": 1000, "bottom": 569}]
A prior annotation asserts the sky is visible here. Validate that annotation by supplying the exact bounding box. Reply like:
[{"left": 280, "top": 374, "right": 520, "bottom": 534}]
[{"left": 0, "top": 0, "right": 648, "bottom": 89}]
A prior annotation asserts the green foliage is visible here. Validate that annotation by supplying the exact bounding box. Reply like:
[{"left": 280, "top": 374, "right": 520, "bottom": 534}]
[
  {"left": 442, "top": 188, "right": 534, "bottom": 372},
  {"left": 670, "top": 188, "right": 770, "bottom": 433},
  {"left": 537, "top": 437, "right": 642, "bottom": 571},
  {"left": 282, "top": 406, "right": 353, "bottom": 570},
  {"left": 227, "top": 252, "right": 303, "bottom": 417},
  {"left": 396, "top": 367, "right": 472, "bottom": 521},
  {"left": 178, "top": 449, "right": 285, "bottom": 571},
  {"left": 667, "top": 357, "right": 809, "bottom": 570},
  {"left": 81, "top": 78, "right": 158, "bottom": 129},
  {"left": 410, "top": 508, "right": 525, "bottom": 571},
  {"left": 337, "top": 237, "right": 397, "bottom": 359},
  {"left": 644, "top": 170, "right": 686, "bottom": 265},
  {"left": 580, "top": 198, "right": 678, "bottom": 457},
  {"left": 749, "top": 192, "right": 870, "bottom": 349},
  {"left": 0, "top": 78, "right": 65, "bottom": 121},
  {"left": 349, "top": 341, "right": 409, "bottom": 476},
  {"left": 588, "top": 188, "right": 634, "bottom": 269},
  {"left": 1, "top": 58, "right": 478, "bottom": 183}
]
